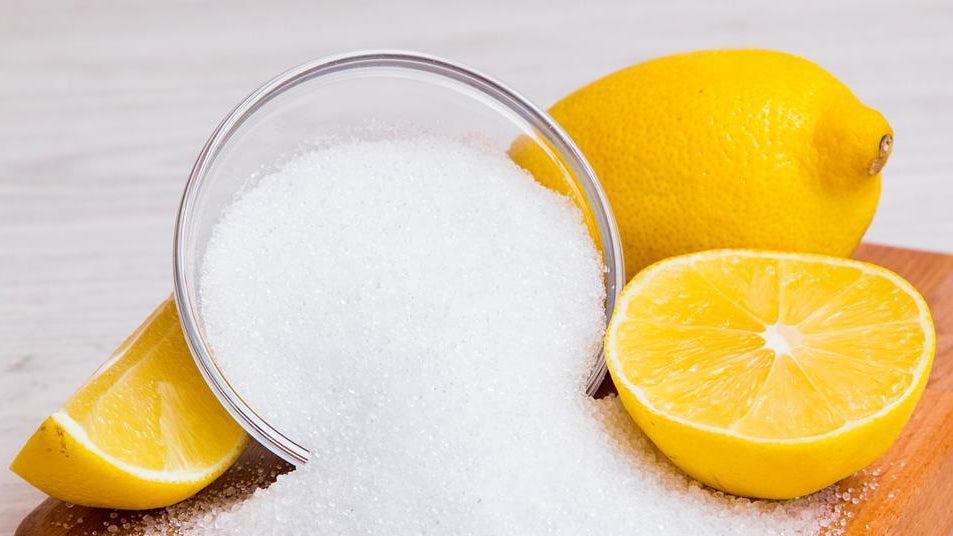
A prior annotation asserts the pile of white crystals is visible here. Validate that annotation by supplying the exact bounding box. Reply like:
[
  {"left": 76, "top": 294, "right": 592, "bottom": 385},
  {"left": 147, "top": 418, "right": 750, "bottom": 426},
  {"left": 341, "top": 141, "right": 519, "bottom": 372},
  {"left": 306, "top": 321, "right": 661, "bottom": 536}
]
[{"left": 181, "top": 135, "right": 835, "bottom": 535}]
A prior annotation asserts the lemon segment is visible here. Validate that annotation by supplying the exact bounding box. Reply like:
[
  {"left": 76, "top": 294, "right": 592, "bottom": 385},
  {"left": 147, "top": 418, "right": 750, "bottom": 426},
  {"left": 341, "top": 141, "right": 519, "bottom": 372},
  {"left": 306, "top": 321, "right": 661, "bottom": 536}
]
[
  {"left": 605, "top": 250, "right": 934, "bottom": 499},
  {"left": 10, "top": 298, "right": 248, "bottom": 509}
]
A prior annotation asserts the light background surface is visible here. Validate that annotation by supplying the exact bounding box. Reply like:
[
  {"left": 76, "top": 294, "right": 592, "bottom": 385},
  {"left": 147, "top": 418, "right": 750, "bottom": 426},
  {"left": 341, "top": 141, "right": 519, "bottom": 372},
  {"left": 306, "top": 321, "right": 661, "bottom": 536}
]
[{"left": 1, "top": 0, "right": 951, "bottom": 530}]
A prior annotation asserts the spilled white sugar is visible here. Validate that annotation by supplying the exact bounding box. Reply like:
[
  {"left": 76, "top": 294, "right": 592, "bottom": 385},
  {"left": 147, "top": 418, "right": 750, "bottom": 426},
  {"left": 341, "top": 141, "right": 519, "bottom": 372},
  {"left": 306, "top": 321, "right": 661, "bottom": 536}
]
[{"left": 184, "top": 136, "right": 835, "bottom": 535}]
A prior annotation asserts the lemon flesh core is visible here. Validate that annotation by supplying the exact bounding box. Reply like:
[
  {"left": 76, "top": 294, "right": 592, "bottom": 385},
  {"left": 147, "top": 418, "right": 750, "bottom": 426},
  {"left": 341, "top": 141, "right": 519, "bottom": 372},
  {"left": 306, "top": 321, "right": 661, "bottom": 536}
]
[
  {"left": 605, "top": 250, "right": 934, "bottom": 499},
  {"left": 10, "top": 298, "right": 248, "bottom": 509}
]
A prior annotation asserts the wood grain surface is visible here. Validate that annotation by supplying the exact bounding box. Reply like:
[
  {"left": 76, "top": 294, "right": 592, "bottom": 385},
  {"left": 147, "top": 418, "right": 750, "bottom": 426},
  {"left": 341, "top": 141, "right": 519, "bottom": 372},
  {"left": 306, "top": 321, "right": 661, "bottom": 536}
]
[
  {"left": 833, "top": 245, "right": 953, "bottom": 535},
  {"left": 12, "top": 244, "right": 953, "bottom": 534},
  {"left": 2, "top": 0, "right": 952, "bottom": 533}
]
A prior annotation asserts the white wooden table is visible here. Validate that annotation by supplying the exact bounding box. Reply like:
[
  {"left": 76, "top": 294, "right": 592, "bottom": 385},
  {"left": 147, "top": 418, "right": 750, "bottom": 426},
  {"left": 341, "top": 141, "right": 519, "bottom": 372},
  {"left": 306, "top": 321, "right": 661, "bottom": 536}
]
[{"left": 1, "top": 0, "right": 951, "bottom": 532}]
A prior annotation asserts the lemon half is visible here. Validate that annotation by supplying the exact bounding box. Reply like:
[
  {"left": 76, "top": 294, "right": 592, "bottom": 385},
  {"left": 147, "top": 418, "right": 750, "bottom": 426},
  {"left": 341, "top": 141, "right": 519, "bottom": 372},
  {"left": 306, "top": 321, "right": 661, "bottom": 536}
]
[{"left": 605, "top": 250, "right": 934, "bottom": 499}]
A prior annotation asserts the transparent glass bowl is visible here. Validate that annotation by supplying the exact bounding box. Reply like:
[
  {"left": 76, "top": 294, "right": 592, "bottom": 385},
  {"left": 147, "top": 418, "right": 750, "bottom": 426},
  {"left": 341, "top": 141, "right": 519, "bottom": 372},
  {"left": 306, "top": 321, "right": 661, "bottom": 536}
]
[{"left": 172, "top": 51, "right": 624, "bottom": 465}]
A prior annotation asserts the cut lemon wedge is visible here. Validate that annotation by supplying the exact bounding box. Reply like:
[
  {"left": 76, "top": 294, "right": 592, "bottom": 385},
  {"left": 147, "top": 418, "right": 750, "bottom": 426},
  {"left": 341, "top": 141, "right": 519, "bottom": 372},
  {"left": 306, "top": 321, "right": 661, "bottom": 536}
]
[
  {"left": 605, "top": 250, "right": 935, "bottom": 499},
  {"left": 10, "top": 298, "right": 247, "bottom": 509}
]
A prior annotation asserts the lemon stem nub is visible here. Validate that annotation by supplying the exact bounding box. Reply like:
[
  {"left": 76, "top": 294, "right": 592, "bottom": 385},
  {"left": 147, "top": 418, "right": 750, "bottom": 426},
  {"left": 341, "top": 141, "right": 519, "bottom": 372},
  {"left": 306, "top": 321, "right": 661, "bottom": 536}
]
[{"left": 869, "top": 134, "right": 893, "bottom": 175}]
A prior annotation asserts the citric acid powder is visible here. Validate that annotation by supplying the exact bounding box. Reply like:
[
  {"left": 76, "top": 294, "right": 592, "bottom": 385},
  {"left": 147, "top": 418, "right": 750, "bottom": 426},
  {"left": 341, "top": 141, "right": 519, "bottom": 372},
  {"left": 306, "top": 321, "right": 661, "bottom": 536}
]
[{"left": 167, "top": 135, "right": 835, "bottom": 534}]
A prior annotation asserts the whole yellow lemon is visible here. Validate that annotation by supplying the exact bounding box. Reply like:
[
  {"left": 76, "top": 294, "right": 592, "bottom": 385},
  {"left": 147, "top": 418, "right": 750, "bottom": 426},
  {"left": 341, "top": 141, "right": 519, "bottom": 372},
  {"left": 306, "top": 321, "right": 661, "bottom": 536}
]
[{"left": 546, "top": 49, "right": 893, "bottom": 280}]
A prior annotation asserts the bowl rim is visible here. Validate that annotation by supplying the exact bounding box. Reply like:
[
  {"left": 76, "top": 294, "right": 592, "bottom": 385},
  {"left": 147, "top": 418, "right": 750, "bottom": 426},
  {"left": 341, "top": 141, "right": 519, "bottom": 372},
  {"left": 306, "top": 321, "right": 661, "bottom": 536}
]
[{"left": 172, "top": 49, "right": 625, "bottom": 465}]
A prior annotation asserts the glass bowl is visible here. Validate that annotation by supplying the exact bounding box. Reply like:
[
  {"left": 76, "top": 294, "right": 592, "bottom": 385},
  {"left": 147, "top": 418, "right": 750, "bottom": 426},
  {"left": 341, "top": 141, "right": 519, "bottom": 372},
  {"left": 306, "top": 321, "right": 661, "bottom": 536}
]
[{"left": 172, "top": 50, "right": 624, "bottom": 465}]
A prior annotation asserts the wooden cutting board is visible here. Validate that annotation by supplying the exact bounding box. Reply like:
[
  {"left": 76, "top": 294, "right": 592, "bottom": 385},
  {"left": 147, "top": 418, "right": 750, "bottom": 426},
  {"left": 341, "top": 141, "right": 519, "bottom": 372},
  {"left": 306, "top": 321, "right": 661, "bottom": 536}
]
[{"left": 15, "top": 244, "right": 953, "bottom": 535}]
